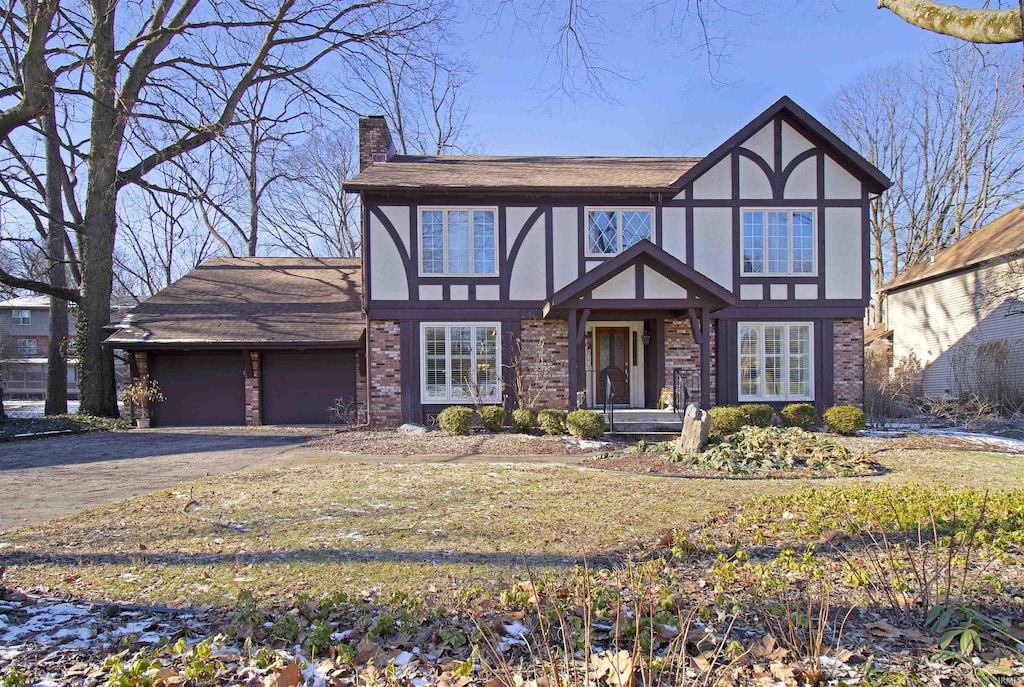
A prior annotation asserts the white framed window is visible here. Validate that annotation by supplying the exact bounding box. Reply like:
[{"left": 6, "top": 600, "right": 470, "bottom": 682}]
[
  {"left": 421, "top": 322, "right": 501, "bottom": 403},
  {"left": 586, "top": 208, "right": 653, "bottom": 256},
  {"left": 741, "top": 209, "right": 816, "bottom": 276},
  {"left": 11, "top": 309, "right": 31, "bottom": 325},
  {"left": 738, "top": 322, "right": 813, "bottom": 401},
  {"left": 17, "top": 338, "right": 37, "bottom": 355},
  {"left": 420, "top": 208, "right": 497, "bottom": 275}
]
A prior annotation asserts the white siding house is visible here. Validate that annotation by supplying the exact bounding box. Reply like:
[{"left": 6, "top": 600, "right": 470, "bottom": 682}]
[{"left": 879, "top": 205, "right": 1024, "bottom": 397}]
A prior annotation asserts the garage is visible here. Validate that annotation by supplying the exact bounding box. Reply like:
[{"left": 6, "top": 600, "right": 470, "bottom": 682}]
[
  {"left": 261, "top": 349, "right": 356, "bottom": 425},
  {"left": 149, "top": 352, "right": 246, "bottom": 427}
]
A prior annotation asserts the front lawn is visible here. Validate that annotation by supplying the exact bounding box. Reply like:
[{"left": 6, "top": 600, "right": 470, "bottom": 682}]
[{"left": 2, "top": 444, "right": 1023, "bottom": 607}]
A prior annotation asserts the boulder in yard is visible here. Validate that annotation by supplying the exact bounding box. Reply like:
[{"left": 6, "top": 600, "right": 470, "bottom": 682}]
[{"left": 675, "top": 403, "right": 709, "bottom": 454}]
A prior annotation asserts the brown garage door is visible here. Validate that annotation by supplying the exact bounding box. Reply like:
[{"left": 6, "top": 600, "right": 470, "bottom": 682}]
[
  {"left": 261, "top": 350, "right": 356, "bottom": 425},
  {"left": 149, "top": 352, "right": 246, "bottom": 427}
]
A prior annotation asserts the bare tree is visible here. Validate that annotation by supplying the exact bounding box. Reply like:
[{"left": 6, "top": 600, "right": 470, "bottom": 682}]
[
  {"left": 0, "top": 0, "right": 445, "bottom": 416},
  {"left": 825, "top": 43, "right": 1024, "bottom": 321},
  {"left": 266, "top": 129, "right": 361, "bottom": 257},
  {"left": 878, "top": 1, "right": 1022, "bottom": 44}
]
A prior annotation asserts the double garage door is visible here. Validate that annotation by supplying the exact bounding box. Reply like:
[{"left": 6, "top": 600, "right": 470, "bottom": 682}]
[{"left": 149, "top": 350, "right": 355, "bottom": 427}]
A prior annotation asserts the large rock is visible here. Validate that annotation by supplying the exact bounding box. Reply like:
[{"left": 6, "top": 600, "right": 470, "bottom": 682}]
[
  {"left": 675, "top": 403, "right": 709, "bottom": 454},
  {"left": 398, "top": 422, "right": 429, "bottom": 435}
]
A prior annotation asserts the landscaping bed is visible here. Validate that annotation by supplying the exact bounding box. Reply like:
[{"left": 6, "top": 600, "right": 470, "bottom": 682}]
[
  {"left": 588, "top": 427, "right": 885, "bottom": 479},
  {"left": 308, "top": 427, "right": 627, "bottom": 456}
]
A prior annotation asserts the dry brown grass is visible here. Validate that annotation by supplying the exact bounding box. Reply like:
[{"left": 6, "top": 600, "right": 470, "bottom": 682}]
[{"left": 2, "top": 443, "right": 1022, "bottom": 608}]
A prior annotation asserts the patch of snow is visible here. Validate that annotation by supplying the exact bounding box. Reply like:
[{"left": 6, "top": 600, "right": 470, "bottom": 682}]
[
  {"left": 565, "top": 437, "right": 610, "bottom": 451},
  {"left": 393, "top": 651, "right": 415, "bottom": 666}
]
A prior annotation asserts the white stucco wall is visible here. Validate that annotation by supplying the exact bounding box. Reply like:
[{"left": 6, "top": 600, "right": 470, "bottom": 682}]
[
  {"left": 781, "top": 122, "right": 814, "bottom": 168},
  {"left": 824, "top": 157, "right": 861, "bottom": 199},
  {"left": 369, "top": 214, "right": 409, "bottom": 300},
  {"left": 380, "top": 206, "right": 411, "bottom": 255},
  {"left": 509, "top": 217, "right": 547, "bottom": 300},
  {"left": 824, "top": 207, "right": 862, "bottom": 299},
  {"left": 552, "top": 207, "right": 578, "bottom": 290},
  {"left": 506, "top": 207, "right": 538, "bottom": 257},
  {"left": 741, "top": 123, "right": 774, "bottom": 165},
  {"left": 692, "top": 207, "right": 733, "bottom": 290},
  {"left": 661, "top": 207, "right": 687, "bottom": 262},
  {"left": 692, "top": 157, "right": 732, "bottom": 200},
  {"left": 592, "top": 266, "right": 636, "bottom": 299},
  {"left": 739, "top": 156, "right": 772, "bottom": 199},
  {"left": 644, "top": 266, "right": 687, "bottom": 299},
  {"left": 783, "top": 157, "right": 817, "bottom": 199}
]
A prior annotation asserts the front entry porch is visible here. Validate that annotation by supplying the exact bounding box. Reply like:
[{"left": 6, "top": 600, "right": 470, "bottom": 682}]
[{"left": 542, "top": 241, "right": 737, "bottom": 412}]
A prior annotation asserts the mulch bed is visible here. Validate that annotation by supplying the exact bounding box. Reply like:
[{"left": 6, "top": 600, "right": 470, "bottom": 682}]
[{"left": 307, "top": 428, "right": 629, "bottom": 456}]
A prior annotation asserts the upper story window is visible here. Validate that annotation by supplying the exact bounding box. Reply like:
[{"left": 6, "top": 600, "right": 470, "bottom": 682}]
[
  {"left": 742, "top": 209, "right": 815, "bottom": 276},
  {"left": 17, "top": 338, "right": 37, "bottom": 355},
  {"left": 587, "top": 208, "right": 653, "bottom": 256},
  {"left": 420, "top": 208, "right": 497, "bottom": 275},
  {"left": 11, "top": 309, "right": 31, "bottom": 325}
]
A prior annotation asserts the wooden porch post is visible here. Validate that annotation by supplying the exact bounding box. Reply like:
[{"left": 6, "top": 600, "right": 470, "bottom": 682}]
[
  {"left": 700, "top": 308, "right": 712, "bottom": 409},
  {"left": 567, "top": 309, "right": 578, "bottom": 410}
]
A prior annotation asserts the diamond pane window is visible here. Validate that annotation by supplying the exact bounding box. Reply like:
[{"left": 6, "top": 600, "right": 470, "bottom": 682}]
[
  {"left": 621, "top": 211, "right": 652, "bottom": 250},
  {"left": 587, "top": 209, "right": 653, "bottom": 255},
  {"left": 588, "top": 211, "right": 618, "bottom": 254}
]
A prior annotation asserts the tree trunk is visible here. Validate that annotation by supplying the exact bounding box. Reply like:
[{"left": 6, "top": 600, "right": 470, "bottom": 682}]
[
  {"left": 42, "top": 99, "right": 69, "bottom": 416},
  {"left": 77, "top": 0, "right": 120, "bottom": 418}
]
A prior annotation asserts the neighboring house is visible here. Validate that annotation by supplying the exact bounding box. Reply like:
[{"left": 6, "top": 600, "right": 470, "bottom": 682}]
[
  {"left": 0, "top": 295, "right": 79, "bottom": 399},
  {"left": 105, "top": 258, "right": 364, "bottom": 426},
  {"left": 106, "top": 96, "right": 889, "bottom": 427},
  {"left": 878, "top": 205, "right": 1024, "bottom": 397}
]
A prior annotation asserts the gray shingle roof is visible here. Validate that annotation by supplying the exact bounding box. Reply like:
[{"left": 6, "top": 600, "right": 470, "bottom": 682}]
[
  {"left": 105, "top": 257, "right": 364, "bottom": 347},
  {"left": 343, "top": 155, "right": 702, "bottom": 192}
]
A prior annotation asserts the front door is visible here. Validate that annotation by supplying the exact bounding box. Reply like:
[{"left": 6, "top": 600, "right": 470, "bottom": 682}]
[{"left": 594, "top": 327, "right": 630, "bottom": 404}]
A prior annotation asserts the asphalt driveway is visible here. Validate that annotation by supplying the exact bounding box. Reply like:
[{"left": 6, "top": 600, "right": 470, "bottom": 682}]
[{"left": 0, "top": 428, "right": 336, "bottom": 531}]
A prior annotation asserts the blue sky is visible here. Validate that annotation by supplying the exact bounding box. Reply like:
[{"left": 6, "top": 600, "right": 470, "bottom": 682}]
[{"left": 451, "top": 1, "right": 981, "bottom": 156}]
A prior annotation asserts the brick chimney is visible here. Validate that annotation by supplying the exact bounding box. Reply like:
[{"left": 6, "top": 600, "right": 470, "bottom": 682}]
[{"left": 358, "top": 115, "right": 396, "bottom": 170}]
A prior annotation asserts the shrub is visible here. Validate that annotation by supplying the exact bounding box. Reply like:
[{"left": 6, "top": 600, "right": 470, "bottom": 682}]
[
  {"left": 822, "top": 405, "right": 865, "bottom": 435},
  {"left": 780, "top": 403, "right": 817, "bottom": 429},
  {"left": 438, "top": 406, "right": 473, "bottom": 435},
  {"left": 741, "top": 403, "right": 774, "bottom": 427},
  {"left": 672, "top": 426, "right": 877, "bottom": 475},
  {"left": 565, "top": 409, "right": 606, "bottom": 439},
  {"left": 538, "top": 409, "right": 567, "bottom": 435},
  {"left": 511, "top": 408, "right": 538, "bottom": 433},
  {"left": 477, "top": 405, "right": 505, "bottom": 432},
  {"left": 708, "top": 406, "right": 745, "bottom": 437}
]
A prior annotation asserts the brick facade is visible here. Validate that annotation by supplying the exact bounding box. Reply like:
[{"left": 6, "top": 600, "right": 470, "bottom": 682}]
[
  {"left": 663, "top": 318, "right": 717, "bottom": 406},
  {"left": 244, "top": 351, "right": 261, "bottom": 426},
  {"left": 833, "top": 318, "right": 864, "bottom": 407},
  {"left": 517, "top": 319, "right": 569, "bottom": 410},
  {"left": 355, "top": 351, "right": 368, "bottom": 424},
  {"left": 358, "top": 116, "right": 395, "bottom": 170},
  {"left": 128, "top": 351, "right": 149, "bottom": 421},
  {"left": 368, "top": 320, "right": 403, "bottom": 426}
]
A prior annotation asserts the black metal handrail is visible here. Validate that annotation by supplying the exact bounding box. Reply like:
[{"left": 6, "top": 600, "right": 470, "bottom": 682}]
[
  {"left": 672, "top": 368, "right": 700, "bottom": 420},
  {"left": 601, "top": 368, "right": 615, "bottom": 432}
]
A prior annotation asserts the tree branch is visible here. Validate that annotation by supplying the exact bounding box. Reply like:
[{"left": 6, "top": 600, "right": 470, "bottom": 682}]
[{"left": 878, "top": 0, "right": 1023, "bottom": 43}]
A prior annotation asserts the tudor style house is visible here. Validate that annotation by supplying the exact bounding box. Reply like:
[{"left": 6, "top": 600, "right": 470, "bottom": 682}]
[
  {"left": 344, "top": 97, "right": 889, "bottom": 426},
  {"left": 106, "top": 96, "right": 887, "bottom": 428}
]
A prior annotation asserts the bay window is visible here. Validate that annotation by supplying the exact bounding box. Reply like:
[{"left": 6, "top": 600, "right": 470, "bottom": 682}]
[
  {"left": 587, "top": 208, "right": 653, "bottom": 256},
  {"left": 738, "top": 322, "right": 813, "bottom": 401},
  {"left": 741, "top": 209, "right": 815, "bottom": 275},
  {"left": 422, "top": 323, "right": 501, "bottom": 403},
  {"left": 420, "top": 208, "right": 497, "bottom": 275}
]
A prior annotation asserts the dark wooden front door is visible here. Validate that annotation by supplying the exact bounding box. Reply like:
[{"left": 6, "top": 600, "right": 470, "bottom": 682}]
[{"left": 595, "top": 327, "right": 629, "bottom": 403}]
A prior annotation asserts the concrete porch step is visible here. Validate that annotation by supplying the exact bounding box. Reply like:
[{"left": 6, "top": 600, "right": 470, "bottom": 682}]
[{"left": 601, "top": 409, "right": 683, "bottom": 434}]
